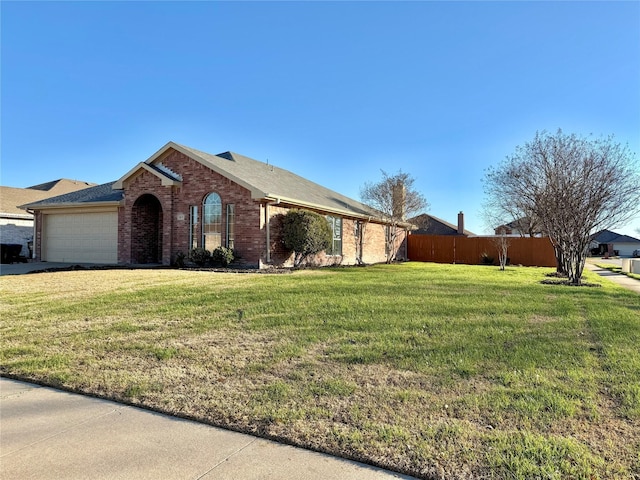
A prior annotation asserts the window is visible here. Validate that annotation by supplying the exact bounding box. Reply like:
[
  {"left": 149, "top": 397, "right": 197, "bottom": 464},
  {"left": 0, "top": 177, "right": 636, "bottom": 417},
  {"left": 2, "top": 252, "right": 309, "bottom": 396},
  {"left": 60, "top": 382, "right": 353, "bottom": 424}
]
[
  {"left": 226, "top": 204, "right": 235, "bottom": 250},
  {"left": 189, "top": 205, "right": 198, "bottom": 249},
  {"left": 326, "top": 216, "right": 342, "bottom": 256},
  {"left": 202, "top": 193, "right": 222, "bottom": 251}
]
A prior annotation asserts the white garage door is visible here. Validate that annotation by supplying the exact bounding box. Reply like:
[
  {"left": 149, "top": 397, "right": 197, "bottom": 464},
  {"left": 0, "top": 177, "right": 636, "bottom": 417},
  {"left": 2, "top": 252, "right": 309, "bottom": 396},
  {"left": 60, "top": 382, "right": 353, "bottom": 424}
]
[{"left": 43, "top": 212, "right": 118, "bottom": 263}]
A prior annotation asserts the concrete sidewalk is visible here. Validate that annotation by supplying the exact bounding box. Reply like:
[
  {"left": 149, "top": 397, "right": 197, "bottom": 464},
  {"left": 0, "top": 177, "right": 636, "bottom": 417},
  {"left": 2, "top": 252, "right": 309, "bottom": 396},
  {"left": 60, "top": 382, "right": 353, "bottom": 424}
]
[
  {"left": 584, "top": 261, "right": 640, "bottom": 294},
  {"left": 0, "top": 378, "right": 414, "bottom": 480}
]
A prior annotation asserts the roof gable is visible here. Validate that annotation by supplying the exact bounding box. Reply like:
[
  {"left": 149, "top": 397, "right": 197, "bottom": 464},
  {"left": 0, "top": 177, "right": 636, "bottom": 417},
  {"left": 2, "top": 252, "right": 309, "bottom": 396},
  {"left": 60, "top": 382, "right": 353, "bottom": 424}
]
[{"left": 113, "top": 162, "right": 182, "bottom": 189}]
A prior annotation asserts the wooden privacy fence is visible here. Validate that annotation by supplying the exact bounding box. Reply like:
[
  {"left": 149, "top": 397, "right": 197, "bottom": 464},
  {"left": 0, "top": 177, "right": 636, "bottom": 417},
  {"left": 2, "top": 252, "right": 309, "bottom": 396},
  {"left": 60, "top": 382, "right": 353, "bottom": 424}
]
[{"left": 407, "top": 235, "right": 557, "bottom": 267}]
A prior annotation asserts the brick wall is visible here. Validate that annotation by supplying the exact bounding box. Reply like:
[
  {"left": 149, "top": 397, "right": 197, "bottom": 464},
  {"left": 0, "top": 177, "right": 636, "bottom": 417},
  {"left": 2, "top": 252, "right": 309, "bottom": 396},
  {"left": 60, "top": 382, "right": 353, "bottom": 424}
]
[
  {"left": 120, "top": 151, "right": 264, "bottom": 266},
  {"left": 264, "top": 206, "right": 406, "bottom": 267},
  {"left": 33, "top": 211, "right": 43, "bottom": 261},
  {"left": 118, "top": 171, "right": 173, "bottom": 264}
]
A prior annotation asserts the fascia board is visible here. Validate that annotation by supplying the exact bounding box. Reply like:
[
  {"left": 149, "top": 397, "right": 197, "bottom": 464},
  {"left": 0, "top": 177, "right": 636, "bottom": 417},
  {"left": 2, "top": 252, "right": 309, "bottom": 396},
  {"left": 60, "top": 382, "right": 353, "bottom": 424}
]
[
  {"left": 1, "top": 212, "right": 33, "bottom": 219},
  {"left": 21, "top": 201, "right": 122, "bottom": 212},
  {"left": 263, "top": 194, "right": 394, "bottom": 223}
]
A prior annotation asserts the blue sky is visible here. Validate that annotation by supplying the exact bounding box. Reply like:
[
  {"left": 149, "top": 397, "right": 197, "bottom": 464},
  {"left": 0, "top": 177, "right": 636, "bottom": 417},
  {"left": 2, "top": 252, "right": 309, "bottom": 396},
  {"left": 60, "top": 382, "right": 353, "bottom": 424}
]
[{"left": 2, "top": 1, "right": 639, "bottom": 236}]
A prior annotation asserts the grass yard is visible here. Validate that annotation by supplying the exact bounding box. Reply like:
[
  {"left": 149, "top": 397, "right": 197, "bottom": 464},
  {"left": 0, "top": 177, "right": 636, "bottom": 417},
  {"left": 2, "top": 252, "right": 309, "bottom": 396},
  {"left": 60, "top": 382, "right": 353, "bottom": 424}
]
[{"left": 1, "top": 262, "right": 639, "bottom": 479}]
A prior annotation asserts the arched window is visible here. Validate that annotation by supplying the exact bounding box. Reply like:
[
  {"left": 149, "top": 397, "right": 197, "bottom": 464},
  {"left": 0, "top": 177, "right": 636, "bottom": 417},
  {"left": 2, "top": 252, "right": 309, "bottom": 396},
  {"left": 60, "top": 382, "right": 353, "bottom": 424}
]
[{"left": 202, "top": 192, "right": 222, "bottom": 251}]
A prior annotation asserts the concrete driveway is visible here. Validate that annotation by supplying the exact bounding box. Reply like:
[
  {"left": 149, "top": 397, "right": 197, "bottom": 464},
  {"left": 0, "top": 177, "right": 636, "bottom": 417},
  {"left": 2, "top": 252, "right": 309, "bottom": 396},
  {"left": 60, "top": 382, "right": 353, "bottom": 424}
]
[{"left": 0, "top": 262, "right": 105, "bottom": 276}]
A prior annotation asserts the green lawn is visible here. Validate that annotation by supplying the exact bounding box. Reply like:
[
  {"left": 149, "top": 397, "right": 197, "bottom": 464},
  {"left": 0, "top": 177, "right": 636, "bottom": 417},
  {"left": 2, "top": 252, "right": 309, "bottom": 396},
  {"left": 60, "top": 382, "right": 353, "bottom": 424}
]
[{"left": 1, "top": 263, "right": 639, "bottom": 479}]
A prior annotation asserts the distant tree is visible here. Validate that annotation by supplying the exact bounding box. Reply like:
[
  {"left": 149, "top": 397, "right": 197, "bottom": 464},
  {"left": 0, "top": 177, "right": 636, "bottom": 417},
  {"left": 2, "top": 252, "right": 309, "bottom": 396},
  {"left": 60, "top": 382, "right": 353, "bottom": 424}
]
[
  {"left": 282, "top": 209, "right": 332, "bottom": 267},
  {"left": 484, "top": 129, "right": 640, "bottom": 285},
  {"left": 360, "top": 170, "right": 428, "bottom": 263},
  {"left": 492, "top": 227, "right": 511, "bottom": 271}
]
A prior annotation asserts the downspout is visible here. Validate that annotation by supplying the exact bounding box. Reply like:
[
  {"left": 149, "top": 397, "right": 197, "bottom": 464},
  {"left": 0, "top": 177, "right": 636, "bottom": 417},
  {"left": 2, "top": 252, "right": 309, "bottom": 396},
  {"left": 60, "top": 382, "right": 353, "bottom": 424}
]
[
  {"left": 404, "top": 226, "right": 409, "bottom": 261},
  {"left": 264, "top": 198, "right": 280, "bottom": 264}
]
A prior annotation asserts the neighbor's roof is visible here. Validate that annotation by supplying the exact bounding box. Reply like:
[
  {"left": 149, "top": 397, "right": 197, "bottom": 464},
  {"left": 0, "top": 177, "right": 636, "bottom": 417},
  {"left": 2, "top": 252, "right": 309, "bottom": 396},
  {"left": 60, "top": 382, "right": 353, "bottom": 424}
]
[
  {"left": 2, "top": 179, "right": 96, "bottom": 217},
  {"left": 26, "top": 178, "right": 97, "bottom": 193},
  {"left": 591, "top": 229, "right": 640, "bottom": 244},
  {"left": 409, "top": 213, "right": 475, "bottom": 236},
  {"left": 20, "top": 182, "right": 124, "bottom": 210}
]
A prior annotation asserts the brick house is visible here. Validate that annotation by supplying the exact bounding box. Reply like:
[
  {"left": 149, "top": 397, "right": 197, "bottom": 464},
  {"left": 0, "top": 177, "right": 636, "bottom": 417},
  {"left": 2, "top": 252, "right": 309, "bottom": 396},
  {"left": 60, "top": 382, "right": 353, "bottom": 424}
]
[{"left": 22, "top": 142, "right": 409, "bottom": 267}]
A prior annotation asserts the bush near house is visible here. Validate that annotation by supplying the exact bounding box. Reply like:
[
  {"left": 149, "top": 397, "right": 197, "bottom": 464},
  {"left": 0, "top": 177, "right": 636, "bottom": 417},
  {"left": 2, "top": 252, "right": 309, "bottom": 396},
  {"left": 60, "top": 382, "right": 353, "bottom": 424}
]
[
  {"left": 281, "top": 209, "right": 332, "bottom": 267},
  {"left": 188, "top": 247, "right": 210, "bottom": 266},
  {"left": 211, "top": 246, "right": 234, "bottom": 267}
]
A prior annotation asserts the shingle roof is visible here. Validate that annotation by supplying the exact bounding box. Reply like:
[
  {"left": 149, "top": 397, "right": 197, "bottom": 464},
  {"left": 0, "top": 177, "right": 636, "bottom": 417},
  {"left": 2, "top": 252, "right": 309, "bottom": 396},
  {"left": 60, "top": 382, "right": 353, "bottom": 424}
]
[
  {"left": 27, "top": 179, "right": 96, "bottom": 193},
  {"left": 170, "top": 143, "right": 379, "bottom": 218},
  {"left": 2, "top": 179, "right": 96, "bottom": 216},
  {"left": 20, "top": 182, "right": 123, "bottom": 209}
]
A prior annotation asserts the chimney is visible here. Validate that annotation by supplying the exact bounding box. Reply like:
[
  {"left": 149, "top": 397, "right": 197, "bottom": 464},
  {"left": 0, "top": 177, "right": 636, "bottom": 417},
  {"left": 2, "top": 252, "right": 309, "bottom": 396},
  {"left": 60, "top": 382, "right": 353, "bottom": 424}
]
[
  {"left": 392, "top": 181, "right": 406, "bottom": 221},
  {"left": 457, "top": 211, "right": 464, "bottom": 235}
]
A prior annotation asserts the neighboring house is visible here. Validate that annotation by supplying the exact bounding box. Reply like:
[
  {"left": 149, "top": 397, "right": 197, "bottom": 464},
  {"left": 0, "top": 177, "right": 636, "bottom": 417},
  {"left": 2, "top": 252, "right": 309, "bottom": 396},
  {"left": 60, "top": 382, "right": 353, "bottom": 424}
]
[
  {"left": 494, "top": 217, "right": 543, "bottom": 237},
  {"left": 22, "top": 142, "right": 409, "bottom": 267},
  {"left": 409, "top": 212, "right": 475, "bottom": 236},
  {"left": 590, "top": 229, "right": 640, "bottom": 257},
  {"left": 0, "top": 179, "right": 96, "bottom": 259}
]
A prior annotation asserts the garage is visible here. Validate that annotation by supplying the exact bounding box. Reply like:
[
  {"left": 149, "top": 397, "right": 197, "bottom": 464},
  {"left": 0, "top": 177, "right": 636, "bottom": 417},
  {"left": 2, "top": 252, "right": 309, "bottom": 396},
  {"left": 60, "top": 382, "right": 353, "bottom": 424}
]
[{"left": 43, "top": 210, "right": 118, "bottom": 263}]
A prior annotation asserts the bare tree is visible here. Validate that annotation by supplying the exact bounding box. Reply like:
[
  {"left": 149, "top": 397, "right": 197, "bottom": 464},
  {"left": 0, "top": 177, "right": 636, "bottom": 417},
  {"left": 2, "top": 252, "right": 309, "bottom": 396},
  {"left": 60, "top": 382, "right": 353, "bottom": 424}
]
[
  {"left": 484, "top": 129, "right": 640, "bottom": 285},
  {"left": 353, "top": 219, "right": 369, "bottom": 265},
  {"left": 492, "top": 227, "right": 511, "bottom": 271},
  {"left": 361, "top": 170, "right": 428, "bottom": 263}
]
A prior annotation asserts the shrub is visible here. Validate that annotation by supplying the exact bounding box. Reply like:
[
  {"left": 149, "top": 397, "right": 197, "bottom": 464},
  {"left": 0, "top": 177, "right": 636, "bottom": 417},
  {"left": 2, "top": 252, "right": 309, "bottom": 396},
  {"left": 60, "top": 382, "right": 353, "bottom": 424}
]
[
  {"left": 481, "top": 252, "right": 495, "bottom": 265},
  {"left": 173, "top": 250, "right": 186, "bottom": 268},
  {"left": 282, "top": 209, "right": 332, "bottom": 267},
  {"left": 211, "top": 246, "right": 235, "bottom": 267},
  {"left": 189, "top": 247, "right": 210, "bottom": 266}
]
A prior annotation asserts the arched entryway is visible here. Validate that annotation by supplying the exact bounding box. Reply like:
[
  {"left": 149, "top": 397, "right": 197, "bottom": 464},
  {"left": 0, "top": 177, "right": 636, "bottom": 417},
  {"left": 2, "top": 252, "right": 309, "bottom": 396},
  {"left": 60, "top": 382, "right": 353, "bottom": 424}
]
[{"left": 131, "top": 194, "right": 163, "bottom": 264}]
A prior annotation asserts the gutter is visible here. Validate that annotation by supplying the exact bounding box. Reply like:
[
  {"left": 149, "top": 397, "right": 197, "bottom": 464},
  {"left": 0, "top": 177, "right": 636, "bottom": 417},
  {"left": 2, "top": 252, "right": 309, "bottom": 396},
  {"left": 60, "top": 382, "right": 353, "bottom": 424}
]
[
  {"left": 19, "top": 200, "right": 124, "bottom": 211},
  {"left": 262, "top": 194, "right": 405, "bottom": 225}
]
